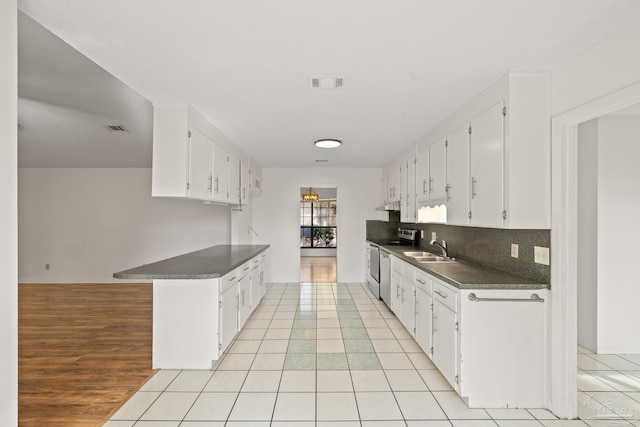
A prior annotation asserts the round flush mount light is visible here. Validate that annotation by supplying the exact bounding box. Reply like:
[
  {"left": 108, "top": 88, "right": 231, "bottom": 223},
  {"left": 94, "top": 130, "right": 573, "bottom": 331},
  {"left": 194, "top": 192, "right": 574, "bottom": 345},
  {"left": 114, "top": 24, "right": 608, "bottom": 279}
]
[{"left": 314, "top": 138, "right": 342, "bottom": 149}]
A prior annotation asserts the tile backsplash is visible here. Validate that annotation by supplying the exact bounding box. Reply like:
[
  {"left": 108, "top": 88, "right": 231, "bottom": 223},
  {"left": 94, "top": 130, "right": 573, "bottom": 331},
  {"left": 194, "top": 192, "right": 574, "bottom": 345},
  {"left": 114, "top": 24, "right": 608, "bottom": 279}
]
[{"left": 366, "top": 220, "right": 550, "bottom": 283}]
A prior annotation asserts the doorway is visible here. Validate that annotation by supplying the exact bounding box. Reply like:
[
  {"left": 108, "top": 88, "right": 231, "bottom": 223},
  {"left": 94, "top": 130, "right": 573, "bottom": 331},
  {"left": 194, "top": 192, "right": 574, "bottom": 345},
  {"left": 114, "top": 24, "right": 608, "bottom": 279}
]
[
  {"left": 299, "top": 187, "right": 337, "bottom": 283},
  {"left": 551, "top": 82, "right": 640, "bottom": 418}
]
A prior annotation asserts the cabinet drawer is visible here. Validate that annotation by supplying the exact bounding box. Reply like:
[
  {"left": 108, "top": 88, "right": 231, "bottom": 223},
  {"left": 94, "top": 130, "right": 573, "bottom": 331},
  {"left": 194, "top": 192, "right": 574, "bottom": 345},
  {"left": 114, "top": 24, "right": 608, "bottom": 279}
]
[
  {"left": 221, "top": 269, "right": 239, "bottom": 293},
  {"left": 433, "top": 281, "right": 458, "bottom": 313},
  {"left": 414, "top": 270, "right": 432, "bottom": 294},
  {"left": 238, "top": 261, "right": 251, "bottom": 279}
]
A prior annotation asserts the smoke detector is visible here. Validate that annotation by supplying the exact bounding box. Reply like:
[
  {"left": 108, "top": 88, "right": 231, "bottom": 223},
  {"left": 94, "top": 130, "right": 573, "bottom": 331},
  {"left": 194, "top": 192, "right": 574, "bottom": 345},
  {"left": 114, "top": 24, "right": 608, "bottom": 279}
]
[{"left": 308, "top": 76, "right": 345, "bottom": 89}]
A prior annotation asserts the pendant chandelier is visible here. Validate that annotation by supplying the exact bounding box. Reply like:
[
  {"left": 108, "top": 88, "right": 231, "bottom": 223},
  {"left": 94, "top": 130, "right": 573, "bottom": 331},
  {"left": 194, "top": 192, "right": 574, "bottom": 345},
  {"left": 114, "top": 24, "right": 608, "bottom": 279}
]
[{"left": 301, "top": 187, "right": 319, "bottom": 202}]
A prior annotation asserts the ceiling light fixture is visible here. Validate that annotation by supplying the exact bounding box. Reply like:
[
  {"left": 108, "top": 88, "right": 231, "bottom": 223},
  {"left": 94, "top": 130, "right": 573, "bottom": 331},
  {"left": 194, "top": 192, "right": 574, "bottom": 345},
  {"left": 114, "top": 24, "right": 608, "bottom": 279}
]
[
  {"left": 314, "top": 138, "right": 342, "bottom": 149},
  {"left": 301, "top": 187, "right": 319, "bottom": 202}
]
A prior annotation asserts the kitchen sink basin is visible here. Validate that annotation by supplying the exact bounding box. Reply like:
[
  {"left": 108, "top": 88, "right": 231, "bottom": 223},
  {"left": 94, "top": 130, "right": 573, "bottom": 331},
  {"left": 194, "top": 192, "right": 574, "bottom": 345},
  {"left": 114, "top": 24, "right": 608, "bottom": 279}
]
[
  {"left": 415, "top": 256, "right": 456, "bottom": 263},
  {"left": 402, "top": 251, "right": 435, "bottom": 257}
]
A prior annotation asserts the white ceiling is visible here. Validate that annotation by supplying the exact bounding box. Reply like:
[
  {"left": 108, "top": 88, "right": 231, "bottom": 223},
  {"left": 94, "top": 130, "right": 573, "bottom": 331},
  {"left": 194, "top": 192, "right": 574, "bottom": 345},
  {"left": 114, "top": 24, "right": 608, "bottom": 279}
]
[{"left": 17, "top": 0, "right": 640, "bottom": 168}]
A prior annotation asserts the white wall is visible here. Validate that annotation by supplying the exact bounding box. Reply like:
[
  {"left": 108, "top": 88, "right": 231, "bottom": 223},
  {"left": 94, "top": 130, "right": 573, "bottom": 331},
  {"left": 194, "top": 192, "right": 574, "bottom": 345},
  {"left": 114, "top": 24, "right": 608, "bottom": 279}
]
[
  {"left": 577, "top": 119, "right": 598, "bottom": 352},
  {"left": 553, "top": 19, "right": 640, "bottom": 115},
  {"left": 252, "top": 168, "right": 383, "bottom": 283},
  {"left": 596, "top": 115, "right": 640, "bottom": 353},
  {"left": 0, "top": 1, "right": 17, "bottom": 424},
  {"left": 19, "top": 168, "right": 231, "bottom": 283}
]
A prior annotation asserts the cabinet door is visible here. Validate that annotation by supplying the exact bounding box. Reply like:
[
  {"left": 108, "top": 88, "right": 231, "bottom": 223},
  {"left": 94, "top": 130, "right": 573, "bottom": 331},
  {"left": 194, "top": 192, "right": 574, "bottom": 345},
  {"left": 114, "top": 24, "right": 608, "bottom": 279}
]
[
  {"left": 470, "top": 102, "right": 504, "bottom": 227},
  {"left": 250, "top": 262, "right": 264, "bottom": 309},
  {"left": 401, "top": 279, "right": 415, "bottom": 336},
  {"left": 400, "top": 157, "right": 415, "bottom": 223},
  {"left": 238, "top": 273, "right": 251, "bottom": 329},
  {"left": 415, "top": 286, "right": 432, "bottom": 355},
  {"left": 390, "top": 269, "right": 402, "bottom": 316},
  {"left": 446, "top": 123, "right": 470, "bottom": 225},
  {"left": 388, "top": 162, "right": 401, "bottom": 202},
  {"left": 187, "top": 127, "right": 212, "bottom": 200},
  {"left": 407, "top": 155, "right": 416, "bottom": 222},
  {"left": 432, "top": 299, "right": 458, "bottom": 389},
  {"left": 240, "top": 160, "right": 250, "bottom": 205},
  {"left": 211, "top": 143, "right": 228, "bottom": 203},
  {"left": 219, "top": 284, "right": 238, "bottom": 353},
  {"left": 228, "top": 153, "right": 241, "bottom": 205},
  {"left": 429, "top": 139, "right": 447, "bottom": 201},
  {"left": 416, "top": 146, "right": 429, "bottom": 202}
]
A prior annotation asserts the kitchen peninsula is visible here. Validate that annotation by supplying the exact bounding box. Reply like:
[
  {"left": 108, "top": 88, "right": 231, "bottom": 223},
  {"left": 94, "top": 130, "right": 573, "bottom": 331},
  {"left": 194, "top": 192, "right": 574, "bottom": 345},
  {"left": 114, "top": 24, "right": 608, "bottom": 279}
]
[{"left": 114, "top": 244, "right": 269, "bottom": 369}]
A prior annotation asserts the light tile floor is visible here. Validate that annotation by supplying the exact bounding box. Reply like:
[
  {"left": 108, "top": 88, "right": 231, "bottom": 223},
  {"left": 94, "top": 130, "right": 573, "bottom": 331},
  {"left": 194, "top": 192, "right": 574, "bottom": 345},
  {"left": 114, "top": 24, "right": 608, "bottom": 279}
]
[
  {"left": 577, "top": 346, "right": 640, "bottom": 426},
  {"left": 105, "top": 282, "right": 639, "bottom": 426}
]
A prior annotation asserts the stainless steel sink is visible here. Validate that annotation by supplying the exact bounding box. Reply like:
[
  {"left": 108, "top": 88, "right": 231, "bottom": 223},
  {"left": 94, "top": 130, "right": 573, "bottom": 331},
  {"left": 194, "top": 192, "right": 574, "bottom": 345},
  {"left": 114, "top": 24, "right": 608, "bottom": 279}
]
[
  {"left": 415, "top": 256, "right": 456, "bottom": 263},
  {"left": 402, "top": 251, "right": 456, "bottom": 263},
  {"left": 402, "top": 251, "right": 435, "bottom": 257}
]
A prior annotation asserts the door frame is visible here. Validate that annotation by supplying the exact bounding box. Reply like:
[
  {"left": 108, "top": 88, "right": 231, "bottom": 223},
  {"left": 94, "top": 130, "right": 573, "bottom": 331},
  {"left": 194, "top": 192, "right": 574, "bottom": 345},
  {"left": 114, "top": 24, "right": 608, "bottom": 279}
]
[
  {"left": 297, "top": 184, "right": 339, "bottom": 282},
  {"left": 549, "top": 81, "right": 640, "bottom": 418}
]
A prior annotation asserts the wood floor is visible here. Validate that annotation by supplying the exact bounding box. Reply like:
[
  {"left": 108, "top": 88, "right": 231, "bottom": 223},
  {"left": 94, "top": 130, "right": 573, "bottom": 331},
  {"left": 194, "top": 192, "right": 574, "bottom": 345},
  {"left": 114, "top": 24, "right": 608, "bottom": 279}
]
[
  {"left": 300, "top": 256, "right": 337, "bottom": 282},
  {"left": 18, "top": 283, "right": 155, "bottom": 427}
]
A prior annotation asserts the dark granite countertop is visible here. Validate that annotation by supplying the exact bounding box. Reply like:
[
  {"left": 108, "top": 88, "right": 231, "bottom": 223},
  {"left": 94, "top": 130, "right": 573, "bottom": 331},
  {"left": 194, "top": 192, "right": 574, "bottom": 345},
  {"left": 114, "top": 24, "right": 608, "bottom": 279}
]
[
  {"left": 371, "top": 241, "right": 548, "bottom": 290},
  {"left": 113, "top": 245, "right": 270, "bottom": 280}
]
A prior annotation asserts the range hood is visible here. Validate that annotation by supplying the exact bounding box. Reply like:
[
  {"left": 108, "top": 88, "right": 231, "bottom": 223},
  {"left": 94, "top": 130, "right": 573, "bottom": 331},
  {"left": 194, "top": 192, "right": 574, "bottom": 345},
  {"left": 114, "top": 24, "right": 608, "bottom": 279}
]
[{"left": 375, "top": 200, "right": 401, "bottom": 211}]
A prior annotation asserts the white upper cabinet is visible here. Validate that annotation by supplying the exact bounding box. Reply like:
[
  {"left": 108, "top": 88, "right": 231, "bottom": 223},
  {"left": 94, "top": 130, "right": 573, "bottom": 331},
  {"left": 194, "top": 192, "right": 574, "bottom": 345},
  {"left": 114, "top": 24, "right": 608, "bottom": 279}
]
[
  {"left": 416, "top": 145, "right": 429, "bottom": 203},
  {"left": 387, "top": 161, "right": 401, "bottom": 203},
  {"left": 416, "top": 138, "right": 446, "bottom": 204},
  {"left": 446, "top": 123, "right": 470, "bottom": 225},
  {"left": 228, "top": 153, "right": 241, "bottom": 205},
  {"left": 152, "top": 104, "right": 260, "bottom": 206},
  {"left": 187, "top": 127, "right": 213, "bottom": 201},
  {"left": 405, "top": 72, "right": 550, "bottom": 229},
  {"left": 400, "top": 153, "right": 416, "bottom": 223},
  {"left": 211, "top": 142, "right": 228, "bottom": 203},
  {"left": 429, "top": 139, "right": 447, "bottom": 201},
  {"left": 248, "top": 158, "right": 262, "bottom": 197},
  {"left": 469, "top": 102, "right": 505, "bottom": 227},
  {"left": 240, "top": 160, "right": 250, "bottom": 205}
]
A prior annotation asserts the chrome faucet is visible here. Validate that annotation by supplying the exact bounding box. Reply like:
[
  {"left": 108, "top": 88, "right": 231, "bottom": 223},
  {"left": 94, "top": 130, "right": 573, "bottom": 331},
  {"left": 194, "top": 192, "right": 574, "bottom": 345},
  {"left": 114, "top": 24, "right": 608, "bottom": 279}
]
[{"left": 430, "top": 238, "right": 448, "bottom": 257}]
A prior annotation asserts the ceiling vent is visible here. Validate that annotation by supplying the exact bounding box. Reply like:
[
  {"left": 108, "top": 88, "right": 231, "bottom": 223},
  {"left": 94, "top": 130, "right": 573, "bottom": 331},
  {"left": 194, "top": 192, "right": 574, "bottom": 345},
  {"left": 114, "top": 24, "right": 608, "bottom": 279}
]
[
  {"left": 103, "top": 124, "right": 129, "bottom": 132},
  {"left": 309, "top": 76, "right": 345, "bottom": 89}
]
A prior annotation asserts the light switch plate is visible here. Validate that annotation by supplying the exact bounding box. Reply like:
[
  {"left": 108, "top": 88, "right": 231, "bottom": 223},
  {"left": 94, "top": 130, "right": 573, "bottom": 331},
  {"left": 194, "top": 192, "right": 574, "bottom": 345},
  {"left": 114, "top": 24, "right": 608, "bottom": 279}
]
[
  {"left": 431, "top": 232, "right": 437, "bottom": 241},
  {"left": 534, "top": 246, "right": 550, "bottom": 265},
  {"left": 511, "top": 244, "right": 519, "bottom": 258}
]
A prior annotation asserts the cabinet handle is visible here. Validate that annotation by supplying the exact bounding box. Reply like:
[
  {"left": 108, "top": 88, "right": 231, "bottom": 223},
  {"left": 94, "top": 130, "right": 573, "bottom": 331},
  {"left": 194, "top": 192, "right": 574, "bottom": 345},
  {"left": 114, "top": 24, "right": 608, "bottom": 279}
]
[
  {"left": 445, "top": 184, "right": 451, "bottom": 201},
  {"left": 416, "top": 278, "right": 426, "bottom": 284},
  {"left": 242, "top": 187, "right": 246, "bottom": 199},
  {"left": 435, "top": 290, "right": 447, "bottom": 299},
  {"left": 229, "top": 276, "right": 237, "bottom": 282},
  {"left": 433, "top": 314, "right": 438, "bottom": 332},
  {"left": 214, "top": 176, "right": 219, "bottom": 193},
  {"left": 471, "top": 177, "right": 478, "bottom": 199},
  {"left": 208, "top": 176, "right": 213, "bottom": 193},
  {"left": 401, "top": 288, "right": 405, "bottom": 302},
  {"left": 397, "top": 284, "right": 401, "bottom": 298},
  {"left": 429, "top": 178, "right": 433, "bottom": 194},
  {"left": 422, "top": 179, "right": 428, "bottom": 195}
]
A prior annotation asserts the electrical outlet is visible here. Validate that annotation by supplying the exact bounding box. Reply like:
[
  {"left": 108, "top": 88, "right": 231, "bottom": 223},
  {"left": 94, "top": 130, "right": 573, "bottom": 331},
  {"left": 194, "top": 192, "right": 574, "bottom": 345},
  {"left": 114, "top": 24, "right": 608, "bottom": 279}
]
[
  {"left": 45, "top": 264, "right": 50, "bottom": 270},
  {"left": 534, "top": 246, "right": 550, "bottom": 265},
  {"left": 420, "top": 230, "right": 424, "bottom": 239},
  {"left": 431, "top": 232, "right": 437, "bottom": 241},
  {"left": 511, "top": 244, "right": 519, "bottom": 258}
]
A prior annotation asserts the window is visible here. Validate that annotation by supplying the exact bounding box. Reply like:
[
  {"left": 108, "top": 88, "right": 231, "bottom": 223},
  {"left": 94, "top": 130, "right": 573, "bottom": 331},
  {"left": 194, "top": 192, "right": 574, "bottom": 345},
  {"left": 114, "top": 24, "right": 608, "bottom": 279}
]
[{"left": 300, "top": 200, "right": 337, "bottom": 248}]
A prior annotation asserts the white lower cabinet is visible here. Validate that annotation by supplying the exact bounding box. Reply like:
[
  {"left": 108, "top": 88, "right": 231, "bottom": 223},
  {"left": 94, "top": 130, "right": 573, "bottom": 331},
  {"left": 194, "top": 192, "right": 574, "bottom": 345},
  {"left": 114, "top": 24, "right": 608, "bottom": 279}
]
[
  {"left": 237, "top": 262, "right": 251, "bottom": 329},
  {"left": 390, "top": 256, "right": 403, "bottom": 316},
  {"left": 414, "top": 271, "right": 432, "bottom": 356},
  {"left": 387, "top": 256, "right": 548, "bottom": 408},
  {"left": 401, "top": 264, "right": 416, "bottom": 335},
  {"left": 219, "top": 276, "right": 239, "bottom": 354},
  {"left": 432, "top": 281, "right": 459, "bottom": 390},
  {"left": 152, "top": 251, "right": 268, "bottom": 369}
]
